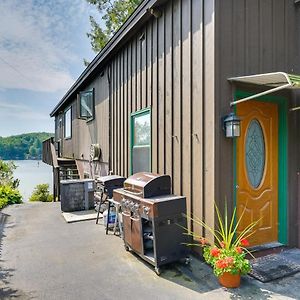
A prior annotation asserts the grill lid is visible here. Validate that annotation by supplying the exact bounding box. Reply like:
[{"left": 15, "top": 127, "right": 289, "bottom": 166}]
[
  {"left": 124, "top": 172, "right": 171, "bottom": 198},
  {"left": 96, "top": 175, "right": 126, "bottom": 186}
]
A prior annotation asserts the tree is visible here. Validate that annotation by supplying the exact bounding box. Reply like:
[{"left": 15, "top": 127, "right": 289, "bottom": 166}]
[
  {"left": 0, "top": 160, "right": 19, "bottom": 188},
  {"left": 29, "top": 145, "right": 37, "bottom": 158},
  {"left": 85, "top": 0, "right": 142, "bottom": 61},
  {"left": 0, "top": 132, "right": 53, "bottom": 160},
  {"left": 0, "top": 160, "right": 22, "bottom": 209}
]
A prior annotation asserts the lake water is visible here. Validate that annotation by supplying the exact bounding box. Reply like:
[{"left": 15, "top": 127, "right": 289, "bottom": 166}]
[{"left": 12, "top": 160, "right": 53, "bottom": 201}]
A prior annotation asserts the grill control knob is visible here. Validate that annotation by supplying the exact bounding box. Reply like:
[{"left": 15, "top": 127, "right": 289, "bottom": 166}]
[
  {"left": 143, "top": 206, "right": 150, "bottom": 215},
  {"left": 125, "top": 200, "right": 130, "bottom": 207},
  {"left": 134, "top": 203, "right": 140, "bottom": 211}
]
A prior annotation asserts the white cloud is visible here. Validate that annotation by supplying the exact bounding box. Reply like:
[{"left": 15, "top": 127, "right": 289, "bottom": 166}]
[{"left": 0, "top": 0, "right": 94, "bottom": 93}]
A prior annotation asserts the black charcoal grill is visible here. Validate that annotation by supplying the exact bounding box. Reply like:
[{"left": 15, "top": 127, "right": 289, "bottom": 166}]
[
  {"left": 95, "top": 175, "right": 126, "bottom": 224},
  {"left": 113, "top": 172, "right": 190, "bottom": 275}
]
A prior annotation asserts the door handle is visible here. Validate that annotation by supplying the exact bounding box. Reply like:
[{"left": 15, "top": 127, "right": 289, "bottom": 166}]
[{"left": 236, "top": 184, "right": 239, "bottom": 189}]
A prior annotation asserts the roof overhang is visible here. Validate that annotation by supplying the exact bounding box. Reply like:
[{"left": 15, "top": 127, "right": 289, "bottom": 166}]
[
  {"left": 50, "top": 0, "right": 167, "bottom": 117},
  {"left": 228, "top": 72, "right": 300, "bottom": 106}
]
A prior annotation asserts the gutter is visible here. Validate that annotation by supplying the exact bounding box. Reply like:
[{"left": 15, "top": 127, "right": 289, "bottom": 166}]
[{"left": 50, "top": 0, "right": 167, "bottom": 117}]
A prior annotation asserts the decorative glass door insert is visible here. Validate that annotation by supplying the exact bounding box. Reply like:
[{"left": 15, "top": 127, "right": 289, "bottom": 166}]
[{"left": 245, "top": 119, "right": 265, "bottom": 188}]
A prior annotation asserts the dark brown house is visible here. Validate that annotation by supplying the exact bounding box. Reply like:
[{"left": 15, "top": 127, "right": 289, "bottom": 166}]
[{"left": 44, "top": 0, "right": 300, "bottom": 248}]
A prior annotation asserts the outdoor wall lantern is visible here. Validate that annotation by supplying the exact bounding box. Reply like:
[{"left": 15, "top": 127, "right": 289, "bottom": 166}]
[{"left": 223, "top": 112, "right": 241, "bottom": 138}]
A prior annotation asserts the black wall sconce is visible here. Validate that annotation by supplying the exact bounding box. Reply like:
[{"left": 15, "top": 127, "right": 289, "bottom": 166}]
[{"left": 223, "top": 113, "right": 241, "bottom": 138}]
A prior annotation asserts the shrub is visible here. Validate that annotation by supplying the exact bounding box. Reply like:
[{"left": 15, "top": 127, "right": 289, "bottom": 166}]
[
  {"left": 0, "top": 185, "right": 22, "bottom": 209},
  {"left": 29, "top": 184, "right": 53, "bottom": 202},
  {"left": 0, "top": 160, "right": 19, "bottom": 188}
]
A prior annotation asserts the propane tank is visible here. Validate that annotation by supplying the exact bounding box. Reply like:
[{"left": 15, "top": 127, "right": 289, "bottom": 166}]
[{"left": 103, "top": 207, "right": 116, "bottom": 228}]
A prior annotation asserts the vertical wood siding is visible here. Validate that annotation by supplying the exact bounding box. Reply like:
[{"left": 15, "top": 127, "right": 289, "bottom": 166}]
[
  {"left": 192, "top": 0, "right": 204, "bottom": 236},
  {"left": 110, "top": 0, "right": 215, "bottom": 233},
  {"left": 60, "top": 71, "right": 110, "bottom": 169}
]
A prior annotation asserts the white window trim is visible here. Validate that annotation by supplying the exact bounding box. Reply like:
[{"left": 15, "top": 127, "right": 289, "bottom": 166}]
[{"left": 64, "top": 106, "right": 72, "bottom": 139}]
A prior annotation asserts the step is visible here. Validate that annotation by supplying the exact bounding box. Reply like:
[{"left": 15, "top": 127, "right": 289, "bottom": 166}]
[
  {"left": 60, "top": 169, "right": 78, "bottom": 174},
  {"left": 60, "top": 176, "right": 80, "bottom": 180},
  {"left": 59, "top": 164, "right": 77, "bottom": 169}
]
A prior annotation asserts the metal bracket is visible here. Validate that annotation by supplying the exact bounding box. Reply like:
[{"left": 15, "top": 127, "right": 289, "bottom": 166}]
[
  {"left": 230, "top": 83, "right": 291, "bottom": 106},
  {"left": 172, "top": 135, "right": 179, "bottom": 142}
]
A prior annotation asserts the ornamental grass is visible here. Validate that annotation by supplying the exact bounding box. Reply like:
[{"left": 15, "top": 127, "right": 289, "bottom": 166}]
[{"left": 184, "top": 202, "right": 259, "bottom": 277}]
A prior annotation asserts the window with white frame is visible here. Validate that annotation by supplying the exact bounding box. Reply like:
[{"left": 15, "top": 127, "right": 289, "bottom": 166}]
[
  {"left": 64, "top": 107, "right": 72, "bottom": 139},
  {"left": 79, "top": 90, "right": 94, "bottom": 121}
]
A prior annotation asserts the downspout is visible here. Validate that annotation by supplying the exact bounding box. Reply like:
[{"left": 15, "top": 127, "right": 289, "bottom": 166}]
[
  {"left": 107, "top": 64, "right": 112, "bottom": 175},
  {"left": 201, "top": 0, "right": 205, "bottom": 238}
]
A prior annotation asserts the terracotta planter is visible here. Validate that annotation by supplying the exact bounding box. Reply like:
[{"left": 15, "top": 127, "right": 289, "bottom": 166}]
[{"left": 218, "top": 272, "right": 241, "bottom": 288}]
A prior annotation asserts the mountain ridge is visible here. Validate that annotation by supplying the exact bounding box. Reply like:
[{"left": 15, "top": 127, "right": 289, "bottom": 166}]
[{"left": 0, "top": 132, "right": 54, "bottom": 160}]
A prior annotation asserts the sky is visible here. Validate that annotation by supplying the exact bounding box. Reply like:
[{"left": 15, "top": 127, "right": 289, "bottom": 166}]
[{"left": 0, "top": 0, "right": 101, "bottom": 137}]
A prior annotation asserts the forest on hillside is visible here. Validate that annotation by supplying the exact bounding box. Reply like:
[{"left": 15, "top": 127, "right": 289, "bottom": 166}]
[{"left": 0, "top": 132, "right": 54, "bottom": 160}]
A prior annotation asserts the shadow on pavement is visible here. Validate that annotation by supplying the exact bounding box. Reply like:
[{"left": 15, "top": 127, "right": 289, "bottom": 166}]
[
  {"left": 159, "top": 254, "right": 300, "bottom": 299},
  {"left": 0, "top": 211, "right": 28, "bottom": 299}
]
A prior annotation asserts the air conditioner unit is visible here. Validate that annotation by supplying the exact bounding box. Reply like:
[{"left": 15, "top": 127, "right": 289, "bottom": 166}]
[{"left": 60, "top": 179, "right": 95, "bottom": 212}]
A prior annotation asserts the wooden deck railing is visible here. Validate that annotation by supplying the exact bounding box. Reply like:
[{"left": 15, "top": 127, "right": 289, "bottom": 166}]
[
  {"left": 42, "top": 137, "right": 60, "bottom": 201},
  {"left": 42, "top": 137, "right": 58, "bottom": 168}
]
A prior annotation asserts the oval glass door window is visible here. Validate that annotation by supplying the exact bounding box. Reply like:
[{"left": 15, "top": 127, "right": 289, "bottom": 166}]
[{"left": 245, "top": 119, "right": 265, "bottom": 188}]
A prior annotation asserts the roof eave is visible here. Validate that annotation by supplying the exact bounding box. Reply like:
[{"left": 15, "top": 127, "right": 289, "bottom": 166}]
[{"left": 50, "top": 0, "right": 166, "bottom": 117}]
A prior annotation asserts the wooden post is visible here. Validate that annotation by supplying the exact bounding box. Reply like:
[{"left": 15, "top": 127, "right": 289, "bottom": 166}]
[
  {"left": 57, "top": 168, "right": 60, "bottom": 202},
  {"left": 53, "top": 167, "right": 56, "bottom": 202}
]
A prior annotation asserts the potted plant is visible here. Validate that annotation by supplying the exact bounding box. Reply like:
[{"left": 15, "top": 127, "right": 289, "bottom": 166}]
[{"left": 185, "top": 203, "right": 258, "bottom": 288}]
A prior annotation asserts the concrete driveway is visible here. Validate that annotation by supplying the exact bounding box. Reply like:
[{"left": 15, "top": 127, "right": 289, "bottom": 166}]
[{"left": 0, "top": 202, "right": 299, "bottom": 300}]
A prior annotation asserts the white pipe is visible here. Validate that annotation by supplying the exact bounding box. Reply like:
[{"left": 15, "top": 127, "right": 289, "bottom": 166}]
[
  {"left": 230, "top": 83, "right": 291, "bottom": 106},
  {"left": 289, "top": 106, "right": 300, "bottom": 112}
]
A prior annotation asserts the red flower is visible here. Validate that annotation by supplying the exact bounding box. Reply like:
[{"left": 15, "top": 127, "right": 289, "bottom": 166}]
[
  {"left": 224, "top": 257, "right": 234, "bottom": 265},
  {"left": 220, "top": 241, "right": 226, "bottom": 248},
  {"left": 215, "top": 257, "right": 234, "bottom": 269},
  {"left": 210, "top": 247, "right": 220, "bottom": 257},
  {"left": 215, "top": 259, "right": 227, "bottom": 269},
  {"left": 236, "top": 246, "right": 243, "bottom": 254},
  {"left": 240, "top": 238, "right": 250, "bottom": 247}
]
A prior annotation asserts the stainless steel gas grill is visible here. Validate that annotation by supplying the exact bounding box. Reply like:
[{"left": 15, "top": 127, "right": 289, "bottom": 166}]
[{"left": 113, "top": 172, "right": 190, "bottom": 275}]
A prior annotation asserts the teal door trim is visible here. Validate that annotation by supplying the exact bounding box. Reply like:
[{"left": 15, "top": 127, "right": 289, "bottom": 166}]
[
  {"left": 130, "top": 107, "right": 152, "bottom": 175},
  {"left": 233, "top": 90, "right": 288, "bottom": 245}
]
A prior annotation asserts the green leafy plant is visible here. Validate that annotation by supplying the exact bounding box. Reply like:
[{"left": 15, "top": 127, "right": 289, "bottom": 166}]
[
  {"left": 0, "top": 160, "right": 19, "bottom": 188},
  {"left": 0, "top": 132, "right": 53, "bottom": 160},
  {"left": 0, "top": 185, "right": 22, "bottom": 209},
  {"left": 29, "top": 184, "right": 53, "bottom": 202},
  {"left": 85, "top": 0, "right": 142, "bottom": 63},
  {"left": 185, "top": 203, "right": 258, "bottom": 277}
]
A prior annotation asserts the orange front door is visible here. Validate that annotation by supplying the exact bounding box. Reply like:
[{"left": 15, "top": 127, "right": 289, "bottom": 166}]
[{"left": 236, "top": 100, "right": 278, "bottom": 246}]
